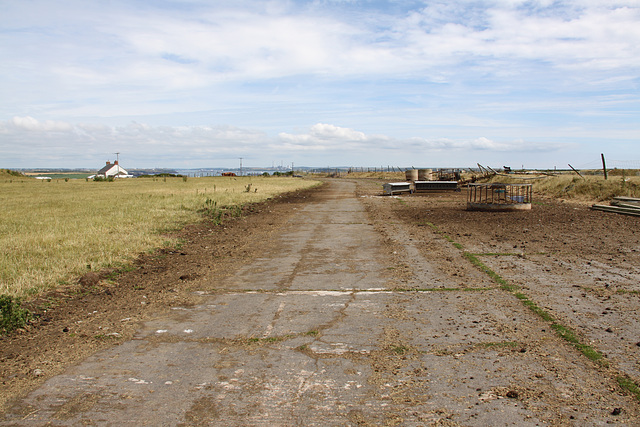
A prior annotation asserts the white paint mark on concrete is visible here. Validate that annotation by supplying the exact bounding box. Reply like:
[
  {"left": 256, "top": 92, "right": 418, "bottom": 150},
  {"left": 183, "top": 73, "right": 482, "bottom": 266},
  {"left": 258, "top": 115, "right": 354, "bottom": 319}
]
[
  {"left": 288, "top": 291, "right": 345, "bottom": 296},
  {"left": 344, "top": 381, "right": 363, "bottom": 390},
  {"left": 309, "top": 343, "right": 371, "bottom": 355},
  {"left": 219, "top": 381, "right": 240, "bottom": 390},
  {"left": 263, "top": 301, "right": 286, "bottom": 338},
  {"left": 479, "top": 391, "right": 500, "bottom": 402}
]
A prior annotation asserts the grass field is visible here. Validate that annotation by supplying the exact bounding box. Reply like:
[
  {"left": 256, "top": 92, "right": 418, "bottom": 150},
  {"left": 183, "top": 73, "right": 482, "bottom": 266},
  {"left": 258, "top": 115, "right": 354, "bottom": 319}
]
[{"left": 0, "top": 173, "right": 319, "bottom": 298}]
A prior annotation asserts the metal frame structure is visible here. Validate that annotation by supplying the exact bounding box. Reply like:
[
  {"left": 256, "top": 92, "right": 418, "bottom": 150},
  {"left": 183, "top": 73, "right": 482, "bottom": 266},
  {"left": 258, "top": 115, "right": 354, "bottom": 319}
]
[
  {"left": 467, "top": 183, "right": 532, "bottom": 211},
  {"left": 414, "top": 181, "right": 459, "bottom": 192}
]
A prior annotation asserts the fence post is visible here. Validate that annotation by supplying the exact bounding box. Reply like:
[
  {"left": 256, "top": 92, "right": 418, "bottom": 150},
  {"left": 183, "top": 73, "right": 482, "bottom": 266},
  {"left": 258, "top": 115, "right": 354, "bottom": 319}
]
[{"left": 601, "top": 153, "right": 608, "bottom": 180}]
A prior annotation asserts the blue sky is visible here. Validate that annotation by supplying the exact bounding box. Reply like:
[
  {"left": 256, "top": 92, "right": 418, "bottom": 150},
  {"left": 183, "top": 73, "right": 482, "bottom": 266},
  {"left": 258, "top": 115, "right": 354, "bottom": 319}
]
[{"left": 1, "top": 0, "right": 638, "bottom": 170}]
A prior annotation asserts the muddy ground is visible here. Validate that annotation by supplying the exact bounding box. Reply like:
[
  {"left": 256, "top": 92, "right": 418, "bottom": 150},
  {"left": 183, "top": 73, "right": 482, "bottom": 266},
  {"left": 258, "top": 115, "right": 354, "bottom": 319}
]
[{"left": 1, "top": 178, "right": 639, "bottom": 425}]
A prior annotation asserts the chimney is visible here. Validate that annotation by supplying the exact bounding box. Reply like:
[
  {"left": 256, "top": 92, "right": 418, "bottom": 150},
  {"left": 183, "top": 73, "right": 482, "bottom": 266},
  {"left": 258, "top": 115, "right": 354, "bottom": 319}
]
[
  {"left": 106, "top": 161, "right": 111, "bottom": 165},
  {"left": 114, "top": 160, "right": 119, "bottom": 165}
]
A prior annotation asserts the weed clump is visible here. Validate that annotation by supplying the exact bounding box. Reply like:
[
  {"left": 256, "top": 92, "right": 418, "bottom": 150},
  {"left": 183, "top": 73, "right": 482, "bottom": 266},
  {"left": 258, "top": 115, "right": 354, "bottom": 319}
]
[
  {"left": 0, "top": 295, "right": 30, "bottom": 334},
  {"left": 200, "top": 198, "right": 244, "bottom": 224}
]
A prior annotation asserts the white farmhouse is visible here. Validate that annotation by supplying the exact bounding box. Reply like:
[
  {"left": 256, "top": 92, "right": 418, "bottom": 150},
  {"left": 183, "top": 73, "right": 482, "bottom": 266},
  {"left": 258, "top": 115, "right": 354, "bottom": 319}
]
[{"left": 96, "top": 160, "right": 130, "bottom": 178}]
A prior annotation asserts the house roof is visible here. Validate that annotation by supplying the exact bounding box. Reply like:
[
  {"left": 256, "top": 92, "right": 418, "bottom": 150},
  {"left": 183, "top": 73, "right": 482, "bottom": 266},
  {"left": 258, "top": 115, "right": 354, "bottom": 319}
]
[
  {"left": 97, "top": 163, "right": 128, "bottom": 175},
  {"left": 97, "top": 164, "right": 113, "bottom": 175}
]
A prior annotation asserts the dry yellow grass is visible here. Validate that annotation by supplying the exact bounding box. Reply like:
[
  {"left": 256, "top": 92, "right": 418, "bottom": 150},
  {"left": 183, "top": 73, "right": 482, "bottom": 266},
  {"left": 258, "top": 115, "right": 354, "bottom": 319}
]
[
  {"left": 0, "top": 175, "right": 319, "bottom": 298},
  {"left": 482, "top": 171, "right": 640, "bottom": 204},
  {"left": 340, "top": 171, "right": 407, "bottom": 180}
]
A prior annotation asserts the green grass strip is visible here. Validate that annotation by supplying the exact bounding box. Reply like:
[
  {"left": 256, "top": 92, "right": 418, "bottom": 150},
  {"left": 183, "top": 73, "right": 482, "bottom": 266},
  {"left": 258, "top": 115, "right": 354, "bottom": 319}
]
[
  {"left": 435, "top": 229, "right": 611, "bottom": 369},
  {"left": 616, "top": 289, "right": 640, "bottom": 295},
  {"left": 247, "top": 334, "right": 296, "bottom": 343},
  {"left": 514, "top": 292, "right": 555, "bottom": 322},
  {"left": 462, "top": 253, "right": 519, "bottom": 291},
  {"left": 422, "top": 221, "right": 439, "bottom": 230},
  {"left": 617, "top": 376, "right": 640, "bottom": 402},
  {"left": 466, "top": 250, "right": 606, "bottom": 365},
  {"left": 441, "top": 234, "right": 464, "bottom": 250},
  {"left": 422, "top": 221, "right": 465, "bottom": 250},
  {"left": 551, "top": 324, "right": 605, "bottom": 364}
]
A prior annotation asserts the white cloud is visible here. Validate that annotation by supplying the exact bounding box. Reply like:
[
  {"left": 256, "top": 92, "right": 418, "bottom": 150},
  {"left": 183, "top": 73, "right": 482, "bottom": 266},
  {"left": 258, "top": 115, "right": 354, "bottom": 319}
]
[
  {"left": 276, "top": 123, "right": 563, "bottom": 154},
  {"left": 6, "top": 116, "right": 73, "bottom": 132},
  {"left": 0, "top": 1, "right": 638, "bottom": 168},
  {"left": 278, "top": 123, "right": 386, "bottom": 151},
  {"left": 0, "top": 118, "right": 569, "bottom": 168},
  {"left": 309, "top": 123, "right": 367, "bottom": 140},
  {"left": 5, "top": 0, "right": 638, "bottom": 95},
  {"left": 394, "top": 2, "right": 640, "bottom": 78},
  {"left": 0, "top": 117, "right": 270, "bottom": 167}
]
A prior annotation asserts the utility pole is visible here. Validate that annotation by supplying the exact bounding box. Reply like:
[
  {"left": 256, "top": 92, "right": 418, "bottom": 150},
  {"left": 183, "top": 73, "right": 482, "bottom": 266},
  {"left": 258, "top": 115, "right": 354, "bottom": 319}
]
[{"left": 114, "top": 152, "right": 121, "bottom": 174}]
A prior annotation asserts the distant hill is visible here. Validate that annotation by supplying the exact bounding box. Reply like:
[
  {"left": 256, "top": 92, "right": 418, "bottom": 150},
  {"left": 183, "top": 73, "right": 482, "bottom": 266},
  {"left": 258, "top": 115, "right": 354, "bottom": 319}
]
[{"left": 0, "top": 169, "right": 29, "bottom": 180}]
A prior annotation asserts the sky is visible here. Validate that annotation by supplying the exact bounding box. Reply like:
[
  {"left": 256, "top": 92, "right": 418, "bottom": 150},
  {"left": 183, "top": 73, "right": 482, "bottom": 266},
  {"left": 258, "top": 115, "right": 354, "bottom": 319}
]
[{"left": 1, "top": 0, "right": 639, "bottom": 170}]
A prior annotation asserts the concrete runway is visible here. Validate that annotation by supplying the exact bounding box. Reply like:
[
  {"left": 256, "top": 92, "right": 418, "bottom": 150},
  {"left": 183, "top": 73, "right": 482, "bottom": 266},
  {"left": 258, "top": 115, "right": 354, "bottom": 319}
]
[{"left": 3, "top": 181, "right": 637, "bottom": 426}]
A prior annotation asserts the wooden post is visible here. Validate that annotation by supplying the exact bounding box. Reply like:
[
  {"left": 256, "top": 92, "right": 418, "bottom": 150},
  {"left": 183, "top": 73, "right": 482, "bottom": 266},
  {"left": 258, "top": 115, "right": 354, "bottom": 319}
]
[
  {"left": 568, "top": 164, "right": 585, "bottom": 180},
  {"left": 601, "top": 153, "right": 608, "bottom": 180}
]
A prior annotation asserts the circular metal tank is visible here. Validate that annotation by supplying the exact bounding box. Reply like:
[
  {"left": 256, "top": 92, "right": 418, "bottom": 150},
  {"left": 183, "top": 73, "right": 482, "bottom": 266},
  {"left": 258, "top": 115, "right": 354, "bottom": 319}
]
[
  {"left": 418, "top": 169, "right": 432, "bottom": 181},
  {"left": 405, "top": 169, "right": 418, "bottom": 181}
]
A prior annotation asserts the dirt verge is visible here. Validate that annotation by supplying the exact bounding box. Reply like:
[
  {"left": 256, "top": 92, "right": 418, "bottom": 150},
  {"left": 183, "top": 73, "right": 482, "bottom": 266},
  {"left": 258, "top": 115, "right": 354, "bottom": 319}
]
[{"left": 0, "top": 184, "right": 324, "bottom": 411}]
